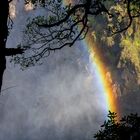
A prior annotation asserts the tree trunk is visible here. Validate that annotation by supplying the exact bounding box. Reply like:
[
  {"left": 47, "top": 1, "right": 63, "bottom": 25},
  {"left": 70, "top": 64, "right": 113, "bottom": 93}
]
[
  {"left": 0, "top": 0, "right": 9, "bottom": 92},
  {"left": 0, "top": 0, "right": 23, "bottom": 92}
]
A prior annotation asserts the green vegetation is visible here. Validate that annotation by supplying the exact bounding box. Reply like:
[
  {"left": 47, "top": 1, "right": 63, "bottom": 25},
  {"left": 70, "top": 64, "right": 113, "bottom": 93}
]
[
  {"left": 94, "top": 111, "right": 140, "bottom": 140},
  {"left": 90, "top": 4, "right": 140, "bottom": 80},
  {"left": 120, "top": 19, "right": 140, "bottom": 77}
]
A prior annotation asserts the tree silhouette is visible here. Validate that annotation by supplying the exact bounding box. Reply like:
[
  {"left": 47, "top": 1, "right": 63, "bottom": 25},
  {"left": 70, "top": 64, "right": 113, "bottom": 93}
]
[
  {"left": 94, "top": 111, "right": 140, "bottom": 140},
  {"left": 0, "top": 0, "right": 23, "bottom": 92},
  {"left": 0, "top": 0, "right": 140, "bottom": 92},
  {"left": 14, "top": 0, "right": 140, "bottom": 67}
]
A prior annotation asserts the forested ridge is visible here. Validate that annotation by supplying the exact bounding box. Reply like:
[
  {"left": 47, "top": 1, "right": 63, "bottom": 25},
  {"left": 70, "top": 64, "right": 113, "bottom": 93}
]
[{"left": 90, "top": 12, "right": 140, "bottom": 95}]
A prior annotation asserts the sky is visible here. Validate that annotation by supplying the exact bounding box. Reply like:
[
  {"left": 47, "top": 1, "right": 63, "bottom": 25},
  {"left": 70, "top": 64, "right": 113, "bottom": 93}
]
[{"left": 0, "top": 0, "right": 140, "bottom": 140}]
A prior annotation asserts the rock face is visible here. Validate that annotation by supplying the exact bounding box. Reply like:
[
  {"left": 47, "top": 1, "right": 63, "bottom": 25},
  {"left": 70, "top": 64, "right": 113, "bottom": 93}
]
[
  {"left": 115, "top": 67, "right": 139, "bottom": 96},
  {"left": 91, "top": 9, "right": 140, "bottom": 97},
  {"left": 120, "top": 69, "right": 139, "bottom": 93},
  {"left": 96, "top": 41, "right": 140, "bottom": 97},
  {"left": 109, "top": 59, "right": 140, "bottom": 97}
]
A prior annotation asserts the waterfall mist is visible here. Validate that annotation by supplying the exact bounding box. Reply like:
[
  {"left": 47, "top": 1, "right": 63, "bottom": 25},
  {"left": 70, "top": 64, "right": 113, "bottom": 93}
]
[
  {"left": 1, "top": 46, "right": 107, "bottom": 140},
  {"left": 0, "top": 1, "right": 108, "bottom": 140}
]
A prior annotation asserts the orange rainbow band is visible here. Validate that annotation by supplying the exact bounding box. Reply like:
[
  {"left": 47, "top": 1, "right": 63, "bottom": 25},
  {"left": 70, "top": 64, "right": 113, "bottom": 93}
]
[
  {"left": 63, "top": 0, "right": 120, "bottom": 120},
  {"left": 85, "top": 34, "right": 119, "bottom": 114}
]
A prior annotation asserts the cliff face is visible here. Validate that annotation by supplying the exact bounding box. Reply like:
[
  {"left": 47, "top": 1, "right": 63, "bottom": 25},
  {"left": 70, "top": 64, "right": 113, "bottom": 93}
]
[
  {"left": 91, "top": 16, "right": 140, "bottom": 96},
  {"left": 92, "top": 37, "right": 140, "bottom": 97},
  {"left": 114, "top": 66, "right": 139, "bottom": 96},
  {"left": 117, "top": 63, "right": 140, "bottom": 94},
  {"left": 105, "top": 54, "right": 140, "bottom": 97},
  {"left": 102, "top": 45, "right": 140, "bottom": 96}
]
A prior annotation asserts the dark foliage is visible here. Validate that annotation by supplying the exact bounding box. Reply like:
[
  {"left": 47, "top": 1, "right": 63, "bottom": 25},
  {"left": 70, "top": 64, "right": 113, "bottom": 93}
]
[
  {"left": 14, "top": 0, "right": 140, "bottom": 68},
  {"left": 94, "top": 111, "right": 140, "bottom": 140}
]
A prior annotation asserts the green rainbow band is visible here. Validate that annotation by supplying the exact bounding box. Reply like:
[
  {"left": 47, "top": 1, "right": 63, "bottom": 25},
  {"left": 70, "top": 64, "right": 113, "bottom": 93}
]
[{"left": 63, "top": 0, "right": 120, "bottom": 119}]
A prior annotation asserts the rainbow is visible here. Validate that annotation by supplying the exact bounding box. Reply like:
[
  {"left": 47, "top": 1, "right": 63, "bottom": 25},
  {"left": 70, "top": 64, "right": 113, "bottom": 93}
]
[
  {"left": 63, "top": 0, "right": 120, "bottom": 119},
  {"left": 85, "top": 34, "right": 119, "bottom": 114}
]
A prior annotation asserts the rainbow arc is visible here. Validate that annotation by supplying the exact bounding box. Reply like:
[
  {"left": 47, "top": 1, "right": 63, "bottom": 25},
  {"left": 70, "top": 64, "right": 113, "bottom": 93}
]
[{"left": 63, "top": 0, "right": 120, "bottom": 119}]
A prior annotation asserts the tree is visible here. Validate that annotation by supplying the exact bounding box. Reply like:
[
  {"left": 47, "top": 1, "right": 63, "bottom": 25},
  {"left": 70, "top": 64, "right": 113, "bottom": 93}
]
[
  {"left": 1, "top": 0, "right": 140, "bottom": 92},
  {"left": 94, "top": 111, "right": 140, "bottom": 140},
  {"left": 0, "top": 0, "right": 23, "bottom": 92},
  {"left": 13, "top": 0, "right": 140, "bottom": 67}
]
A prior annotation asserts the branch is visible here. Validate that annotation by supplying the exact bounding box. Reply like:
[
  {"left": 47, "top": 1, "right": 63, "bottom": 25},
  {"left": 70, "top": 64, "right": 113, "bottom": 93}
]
[
  {"left": 112, "top": 0, "right": 135, "bottom": 34},
  {"left": 5, "top": 48, "right": 24, "bottom": 56},
  {"left": 37, "top": 3, "right": 86, "bottom": 27}
]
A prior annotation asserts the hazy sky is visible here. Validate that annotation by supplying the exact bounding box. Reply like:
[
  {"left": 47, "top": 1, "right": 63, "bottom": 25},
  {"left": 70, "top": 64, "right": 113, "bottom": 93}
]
[{"left": 0, "top": 0, "right": 140, "bottom": 140}]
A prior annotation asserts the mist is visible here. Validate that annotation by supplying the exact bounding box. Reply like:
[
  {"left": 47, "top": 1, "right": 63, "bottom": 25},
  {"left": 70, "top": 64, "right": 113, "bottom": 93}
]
[
  {"left": 0, "top": 1, "right": 108, "bottom": 139},
  {"left": 0, "top": 52, "right": 107, "bottom": 140}
]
